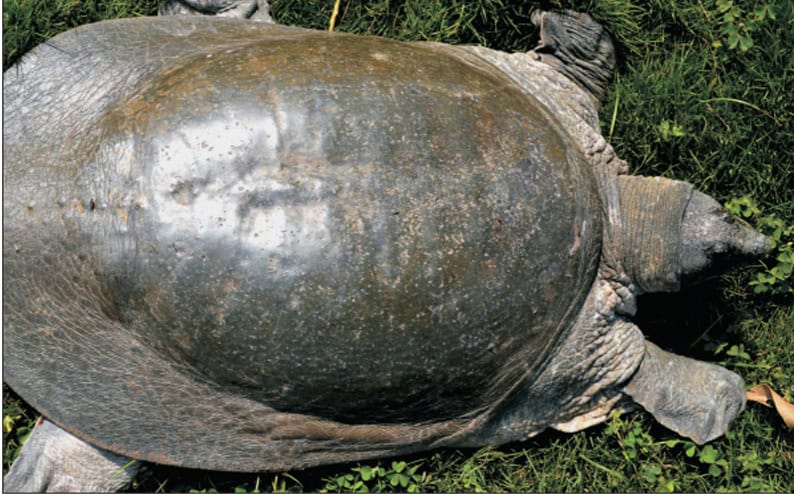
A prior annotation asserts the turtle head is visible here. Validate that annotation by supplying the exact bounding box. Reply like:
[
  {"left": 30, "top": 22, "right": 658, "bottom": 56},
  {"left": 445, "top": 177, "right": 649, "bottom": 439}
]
[
  {"left": 159, "top": 0, "right": 273, "bottom": 22},
  {"left": 616, "top": 176, "right": 770, "bottom": 294},
  {"left": 679, "top": 189, "right": 771, "bottom": 279},
  {"left": 530, "top": 10, "right": 616, "bottom": 104}
]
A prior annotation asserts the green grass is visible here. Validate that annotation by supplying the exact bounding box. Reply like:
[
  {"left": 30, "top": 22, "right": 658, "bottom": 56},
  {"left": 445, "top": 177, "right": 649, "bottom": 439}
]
[
  {"left": 2, "top": 0, "right": 160, "bottom": 69},
  {"left": 3, "top": 0, "right": 793, "bottom": 492}
]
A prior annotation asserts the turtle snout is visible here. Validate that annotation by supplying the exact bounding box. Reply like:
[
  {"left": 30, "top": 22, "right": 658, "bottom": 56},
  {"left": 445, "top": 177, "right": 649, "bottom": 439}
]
[
  {"left": 679, "top": 191, "right": 771, "bottom": 277},
  {"left": 729, "top": 215, "right": 771, "bottom": 258}
]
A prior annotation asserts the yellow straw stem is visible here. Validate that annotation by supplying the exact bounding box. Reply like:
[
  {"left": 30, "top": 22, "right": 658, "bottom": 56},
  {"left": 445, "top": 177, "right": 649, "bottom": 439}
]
[{"left": 329, "top": 0, "right": 342, "bottom": 32}]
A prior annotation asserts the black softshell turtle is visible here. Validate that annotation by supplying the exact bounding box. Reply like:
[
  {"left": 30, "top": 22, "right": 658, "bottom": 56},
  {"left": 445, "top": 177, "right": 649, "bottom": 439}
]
[{"left": 3, "top": 1, "right": 770, "bottom": 491}]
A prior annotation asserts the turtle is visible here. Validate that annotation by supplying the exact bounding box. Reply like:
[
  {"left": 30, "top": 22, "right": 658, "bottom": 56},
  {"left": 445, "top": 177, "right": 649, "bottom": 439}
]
[{"left": 2, "top": 1, "right": 771, "bottom": 491}]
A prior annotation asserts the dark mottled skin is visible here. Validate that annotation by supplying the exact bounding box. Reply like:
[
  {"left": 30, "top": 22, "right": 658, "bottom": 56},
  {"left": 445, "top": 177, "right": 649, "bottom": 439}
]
[{"left": 3, "top": 17, "right": 601, "bottom": 470}]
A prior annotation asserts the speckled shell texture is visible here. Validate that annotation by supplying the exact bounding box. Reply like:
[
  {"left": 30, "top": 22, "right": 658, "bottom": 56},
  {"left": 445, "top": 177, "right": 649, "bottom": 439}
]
[{"left": 3, "top": 17, "right": 601, "bottom": 468}]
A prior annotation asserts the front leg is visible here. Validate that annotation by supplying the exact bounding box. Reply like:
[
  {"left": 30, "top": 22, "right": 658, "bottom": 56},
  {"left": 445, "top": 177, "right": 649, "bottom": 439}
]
[
  {"left": 529, "top": 10, "right": 616, "bottom": 104},
  {"left": 3, "top": 419, "right": 139, "bottom": 492},
  {"left": 622, "top": 340, "right": 746, "bottom": 444},
  {"left": 159, "top": 0, "right": 273, "bottom": 23}
]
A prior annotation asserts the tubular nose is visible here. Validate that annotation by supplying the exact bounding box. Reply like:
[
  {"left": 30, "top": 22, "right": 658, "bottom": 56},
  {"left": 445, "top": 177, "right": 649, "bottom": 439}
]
[{"left": 731, "top": 217, "right": 771, "bottom": 258}]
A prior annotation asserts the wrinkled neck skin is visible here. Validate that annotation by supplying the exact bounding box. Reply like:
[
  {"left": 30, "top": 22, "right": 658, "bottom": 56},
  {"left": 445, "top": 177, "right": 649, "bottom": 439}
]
[
  {"left": 617, "top": 176, "right": 770, "bottom": 295},
  {"left": 616, "top": 176, "right": 694, "bottom": 294}
]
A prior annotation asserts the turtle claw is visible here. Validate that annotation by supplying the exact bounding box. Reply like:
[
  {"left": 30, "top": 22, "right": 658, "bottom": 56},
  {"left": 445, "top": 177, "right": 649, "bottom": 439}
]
[{"left": 3, "top": 419, "right": 139, "bottom": 492}]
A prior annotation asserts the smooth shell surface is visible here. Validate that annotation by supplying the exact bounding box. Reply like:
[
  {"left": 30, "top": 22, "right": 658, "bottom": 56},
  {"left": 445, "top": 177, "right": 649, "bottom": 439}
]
[{"left": 3, "top": 17, "right": 601, "bottom": 460}]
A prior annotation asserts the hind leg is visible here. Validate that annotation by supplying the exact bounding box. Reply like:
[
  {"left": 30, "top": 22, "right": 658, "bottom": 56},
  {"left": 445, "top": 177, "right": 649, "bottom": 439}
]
[{"left": 3, "top": 418, "right": 139, "bottom": 492}]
